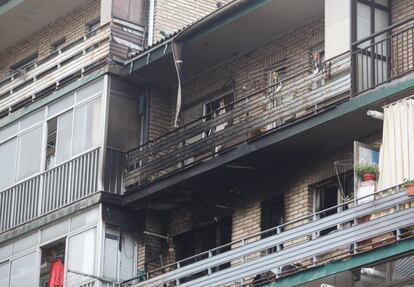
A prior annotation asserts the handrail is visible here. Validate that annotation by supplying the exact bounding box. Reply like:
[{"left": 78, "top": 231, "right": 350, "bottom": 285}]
[
  {"left": 124, "top": 183, "right": 406, "bottom": 285},
  {"left": 0, "top": 22, "right": 111, "bottom": 86},
  {"left": 126, "top": 51, "right": 351, "bottom": 155}
]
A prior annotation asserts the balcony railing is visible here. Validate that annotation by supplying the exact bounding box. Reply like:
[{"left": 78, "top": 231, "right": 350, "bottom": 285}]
[
  {"left": 124, "top": 53, "right": 351, "bottom": 189},
  {"left": 0, "top": 19, "right": 144, "bottom": 118},
  {"left": 0, "top": 24, "right": 111, "bottom": 116},
  {"left": 352, "top": 16, "right": 414, "bottom": 95},
  {"left": 0, "top": 147, "right": 100, "bottom": 233},
  {"left": 124, "top": 185, "right": 414, "bottom": 287}
]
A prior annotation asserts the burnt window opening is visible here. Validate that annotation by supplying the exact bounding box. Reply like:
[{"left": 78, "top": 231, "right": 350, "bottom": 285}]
[
  {"left": 261, "top": 195, "right": 284, "bottom": 253},
  {"left": 203, "top": 92, "right": 234, "bottom": 122},
  {"left": 268, "top": 63, "right": 287, "bottom": 107},
  {"left": 312, "top": 47, "right": 325, "bottom": 75},
  {"left": 175, "top": 217, "right": 232, "bottom": 267},
  {"left": 313, "top": 173, "right": 353, "bottom": 236}
]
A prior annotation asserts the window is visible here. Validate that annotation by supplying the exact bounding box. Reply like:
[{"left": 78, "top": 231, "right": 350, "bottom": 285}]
[
  {"left": 203, "top": 92, "right": 234, "bottom": 123},
  {"left": 0, "top": 138, "right": 17, "bottom": 190},
  {"left": 203, "top": 91, "right": 234, "bottom": 145},
  {"left": 312, "top": 47, "right": 325, "bottom": 75},
  {"left": 352, "top": 0, "right": 390, "bottom": 91},
  {"left": 67, "top": 228, "right": 96, "bottom": 285},
  {"left": 10, "top": 252, "right": 37, "bottom": 287},
  {"left": 352, "top": 0, "right": 389, "bottom": 44},
  {"left": 261, "top": 196, "right": 284, "bottom": 253},
  {"left": 0, "top": 79, "right": 103, "bottom": 189},
  {"left": 261, "top": 196, "right": 284, "bottom": 237},
  {"left": 39, "top": 240, "right": 66, "bottom": 287},
  {"left": 46, "top": 118, "right": 57, "bottom": 169},
  {"left": 9, "top": 53, "right": 38, "bottom": 73},
  {"left": 313, "top": 174, "right": 353, "bottom": 236},
  {"left": 16, "top": 125, "right": 43, "bottom": 180},
  {"left": 175, "top": 218, "right": 232, "bottom": 264},
  {"left": 72, "top": 97, "right": 102, "bottom": 155},
  {"left": 0, "top": 261, "right": 9, "bottom": 287}
]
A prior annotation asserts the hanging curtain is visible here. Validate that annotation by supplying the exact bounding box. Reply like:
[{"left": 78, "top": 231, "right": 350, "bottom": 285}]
[{"left": 378, "top": 98, "right": 414, "bottom": 190}]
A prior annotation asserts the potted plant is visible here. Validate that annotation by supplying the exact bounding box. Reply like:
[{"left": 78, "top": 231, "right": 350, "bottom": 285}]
[
  {"left": 403, "top": 178, "right": 414, "bottom": 196},
  {"left": 356, "top": 164, "right": 379, "bottom": 182}
]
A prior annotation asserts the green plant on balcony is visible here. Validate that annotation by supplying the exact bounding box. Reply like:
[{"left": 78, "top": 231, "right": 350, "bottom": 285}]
[
  {"left": 403, "top": 178, "right": 414, "bottom": 196},
  {"left": 356, "top": 164, "right": 379, "bottom": 182}
]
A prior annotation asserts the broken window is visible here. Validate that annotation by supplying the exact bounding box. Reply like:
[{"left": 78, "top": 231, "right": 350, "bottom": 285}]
[
  {"left": 261, "top": 196, "right": 284, "bottom": 253},
  {"left": 312, "top": 173, "right": 353, "bottom": 236},
  {"left": 175, "top": 217, "right": 232, "bottom": 264},
  {"left": 203, "top": 92, "right": 234, "bottom": 124}
]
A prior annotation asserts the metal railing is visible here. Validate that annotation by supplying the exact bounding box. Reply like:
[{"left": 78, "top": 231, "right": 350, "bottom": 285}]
[
  {"left": 352, "top": 16, "right": 414, "bottom": 95},
  {"left": 0, "top": 19, "right": 145, "bottom": 118},
  {"left": 124, "top": 53, "right": 351, "bottom": 189},
  {"left": 0, "top": 24, "right": 111, "bottom": 115},
  {"left": 0, "top": 147, "right": 100, "bottom": 232},
  {"left": 126, "top": 184, "right": 414, "bottom": 287}
]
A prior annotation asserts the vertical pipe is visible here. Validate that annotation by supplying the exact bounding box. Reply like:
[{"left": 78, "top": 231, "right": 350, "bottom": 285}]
[{"left": 148, "top": 0, "right": 155, "bottom": 45}]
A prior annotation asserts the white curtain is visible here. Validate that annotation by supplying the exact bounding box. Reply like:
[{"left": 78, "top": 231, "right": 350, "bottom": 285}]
[{"left": 378, "top": 98, "right": 414, "bottom": 190}]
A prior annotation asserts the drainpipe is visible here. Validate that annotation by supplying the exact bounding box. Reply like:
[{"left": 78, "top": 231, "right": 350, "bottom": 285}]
[
  {"left": 172, "top": 40, "right": 183, "bottom": 127},
  {"left": 148, "top": 0, "right": 155, "bottom": 45}
]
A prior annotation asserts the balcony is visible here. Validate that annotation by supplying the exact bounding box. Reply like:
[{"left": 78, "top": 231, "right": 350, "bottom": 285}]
[
  {"left": 0, "top": 0, "right": 90, "bottom": 50},
  {"left": 124, "top": 18, "right": 414, "bottom": 194},
  {"left": 0, "top": 19, "right": 144, "bottom": 118},
  {"left": 124, "top": 185, "right": 414, "bottom": 287},
  {"left": 124, "top": 52, "right": 352, "bottom": 189},
  {"left": 0, "top": 148, "right": 100, "bottom": 233}
]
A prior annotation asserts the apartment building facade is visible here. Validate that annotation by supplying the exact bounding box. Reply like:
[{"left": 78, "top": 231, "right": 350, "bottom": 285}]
[{"left": 0, "top": 0, "right": 414, "bottom": 286}]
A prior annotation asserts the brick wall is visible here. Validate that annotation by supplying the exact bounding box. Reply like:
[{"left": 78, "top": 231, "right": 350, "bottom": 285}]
[
  {"left": 0, "top": 0, "right": 100, "bottom": 78},
  {"left": 391, "top": 0, "right": 414, "bottom": 23},
  {"left": 148, "top": 85, "right": 175, "bottom": 140},
  {"left": 137, "top": 209, "right": 167, "bottom": 273},
  {"left": 152, "top": 0, "right": 233, "bottom": 43},
  {"left": 390, "top": 0, "right": 414, "bottom": 76},
  {"left": 181, "top": 15, "right": 324, "bottom": 114}
]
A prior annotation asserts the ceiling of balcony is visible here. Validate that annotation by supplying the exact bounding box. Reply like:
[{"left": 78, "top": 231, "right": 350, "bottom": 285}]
[
  {"left": 182, "top": 0, "right": 324, "bottom": 78},
  {"left": 132, "top": 0, "right": 325, "bottom": 85},
  {"left": 0, "top": 0, "right": 89, "bottom": 50}
]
